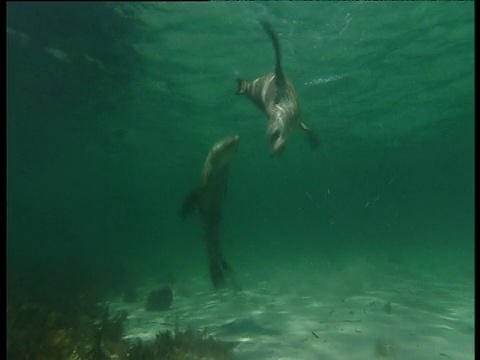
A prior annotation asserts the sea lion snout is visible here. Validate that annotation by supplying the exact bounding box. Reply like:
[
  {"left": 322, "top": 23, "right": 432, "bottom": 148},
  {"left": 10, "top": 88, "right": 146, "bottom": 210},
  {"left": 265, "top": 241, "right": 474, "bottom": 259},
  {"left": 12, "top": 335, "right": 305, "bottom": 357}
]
[
  {"left": 223, "top": 135, "right": 240, "bottom": 156},
  {"left": 212, "top": 135, "right": 239, "bottom": 168},
  {"left": 226, "top": 135, "right": 240, "bottom": 146}
]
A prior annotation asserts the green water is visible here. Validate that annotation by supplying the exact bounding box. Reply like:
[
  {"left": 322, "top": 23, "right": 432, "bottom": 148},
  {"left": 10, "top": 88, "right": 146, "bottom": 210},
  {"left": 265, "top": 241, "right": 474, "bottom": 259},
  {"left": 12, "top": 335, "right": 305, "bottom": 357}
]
[{"left": 7, "top": 2, "right": 474, "bottom": 289}]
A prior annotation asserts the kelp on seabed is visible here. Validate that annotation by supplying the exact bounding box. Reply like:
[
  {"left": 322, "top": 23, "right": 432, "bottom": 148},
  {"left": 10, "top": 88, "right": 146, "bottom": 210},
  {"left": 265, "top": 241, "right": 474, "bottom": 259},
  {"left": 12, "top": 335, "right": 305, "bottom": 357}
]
[
  {"left": 126, "top": 327, "right": 238, "bottom": 360},
  {"left": 7, "top": 300, "right": 238, "bottom": 360},
  {"left": 7, "top": 301, "right": 128, "bottom": 359},
  {"left": 7, "top": 258, "right": 237, "bottom": 360},
  {"left": 7, "top": 256, "right": 130, "bottom": 359}
]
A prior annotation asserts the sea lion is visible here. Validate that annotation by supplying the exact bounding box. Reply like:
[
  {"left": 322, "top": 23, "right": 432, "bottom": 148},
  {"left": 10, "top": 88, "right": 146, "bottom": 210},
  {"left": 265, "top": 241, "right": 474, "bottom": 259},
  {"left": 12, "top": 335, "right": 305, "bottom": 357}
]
[
  {"left": 237, "top": 20, "right": 319, "bottom": 157},
  {"left": 181, "top": 136, "right": 241, "bottom": 291}
]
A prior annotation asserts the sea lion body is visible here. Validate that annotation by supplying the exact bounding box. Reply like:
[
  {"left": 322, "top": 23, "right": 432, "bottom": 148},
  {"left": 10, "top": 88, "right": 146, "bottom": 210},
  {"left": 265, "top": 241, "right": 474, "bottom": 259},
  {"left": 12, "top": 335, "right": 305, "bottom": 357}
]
[
  {"left": 237, "top": 21, "right": 318, "bottom": 157},
  {"left": 181, "top": 136, "right": 241, "bottom": 291}
]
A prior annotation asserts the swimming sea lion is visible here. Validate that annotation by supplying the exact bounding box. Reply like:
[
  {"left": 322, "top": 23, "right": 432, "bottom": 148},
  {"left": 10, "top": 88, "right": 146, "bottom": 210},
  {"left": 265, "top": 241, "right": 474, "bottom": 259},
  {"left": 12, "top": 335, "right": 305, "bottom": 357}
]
[
  {"left": 181, "top": 136, "right": 241, "bottom": 291},
  {"left": 237, "top": 20, "right": 319, "bottom": 157}
]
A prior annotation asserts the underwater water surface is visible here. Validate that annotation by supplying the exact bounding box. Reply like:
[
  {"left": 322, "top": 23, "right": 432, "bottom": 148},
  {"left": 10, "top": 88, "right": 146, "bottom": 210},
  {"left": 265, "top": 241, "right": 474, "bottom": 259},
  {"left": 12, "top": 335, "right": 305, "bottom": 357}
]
[{"left": 7, "top": 2, "right": 474, "bottom": 359}]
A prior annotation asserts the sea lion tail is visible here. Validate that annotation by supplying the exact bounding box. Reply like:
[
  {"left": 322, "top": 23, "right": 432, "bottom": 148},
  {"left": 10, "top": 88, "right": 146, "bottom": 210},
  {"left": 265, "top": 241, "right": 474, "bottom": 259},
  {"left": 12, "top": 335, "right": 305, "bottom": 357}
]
[
  {"left": 259, "top": 20, "right": 282, "bottom": 71},
  {"left": 236, "top": 78, "right": 249, "bottom": 94},
  {"left": 180, "top": 187, "right": 201, "bottom": 220},
  {"left": 209, "top": 257, "right": 242, "bottom": 291},
  {"left": 259, "top": 20, "right": 283, "bottom": 81}
]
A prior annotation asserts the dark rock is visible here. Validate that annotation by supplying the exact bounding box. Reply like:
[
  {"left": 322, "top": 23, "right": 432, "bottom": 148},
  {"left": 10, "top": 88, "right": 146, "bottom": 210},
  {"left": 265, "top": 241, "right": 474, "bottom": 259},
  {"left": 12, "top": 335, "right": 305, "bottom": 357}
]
[
  {"left": 384, "top": 301, "right": 392, "bottom": 314},
  {"left": 122, "top": 287, "right": 137, "bottom": 303},
  {"left": 145, "top": 286, "right": 173, "bottom": 312}
]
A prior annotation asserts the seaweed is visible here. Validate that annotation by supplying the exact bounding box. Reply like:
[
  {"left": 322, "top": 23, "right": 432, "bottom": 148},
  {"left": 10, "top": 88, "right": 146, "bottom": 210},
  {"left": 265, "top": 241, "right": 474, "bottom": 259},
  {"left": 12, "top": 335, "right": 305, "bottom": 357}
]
[
  {"left": 7, "top": 301, "right": 130, "bottom": 360},
  {"left": 84, "top": 305, "right": 130, "bottom": 360},
  {"left": 7, "top": 255, "right": 128, "bottom": 359},
  {"left": 374, "top": 336, "right": 396, "bottom": 359},
  {"left": 99, "top": 305, "right": 129, "bottom": 343},
  {"left": 126, "top": 327, "right": 238, "bottom": 360},
  {"left": 7, "top": 256, "right": 235, "bottom": 360},
  {"left": 7, "top": 290, "right": 236, "bottom": 360}
]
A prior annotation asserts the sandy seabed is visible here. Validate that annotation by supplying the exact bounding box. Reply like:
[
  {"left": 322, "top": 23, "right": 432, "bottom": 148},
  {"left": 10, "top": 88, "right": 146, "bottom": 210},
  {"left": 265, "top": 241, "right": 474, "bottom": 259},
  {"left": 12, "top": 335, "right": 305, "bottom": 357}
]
[{"left": 109, "top": 264, "right": 474, "bottom": 360}]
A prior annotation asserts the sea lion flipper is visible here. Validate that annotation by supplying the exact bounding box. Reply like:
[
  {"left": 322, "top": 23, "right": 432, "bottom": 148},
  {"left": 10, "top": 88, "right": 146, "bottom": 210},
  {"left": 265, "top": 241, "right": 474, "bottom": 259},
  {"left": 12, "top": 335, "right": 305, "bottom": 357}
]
[
  {"left": 180, "top": 187, "right": 202, "bottom": 220},
  {"left": 237, "top": 78, "right": 249, "bottom": 95},
  {"left": 300, "top": 122, "right": 319, "bottom": 149},
  {"left": 209, "top": 257, "right": 242, "bottom": 291}
]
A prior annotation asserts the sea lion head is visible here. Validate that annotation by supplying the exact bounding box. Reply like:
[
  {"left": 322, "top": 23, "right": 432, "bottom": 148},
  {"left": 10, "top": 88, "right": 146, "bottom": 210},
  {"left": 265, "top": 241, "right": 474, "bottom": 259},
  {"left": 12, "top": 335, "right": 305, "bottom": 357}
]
[
  {"left": 204, "top": 135, "right": 240, "bottom": 179},
  {"left": 214, "top": 135, "right": 239, "bottom": 165}
]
